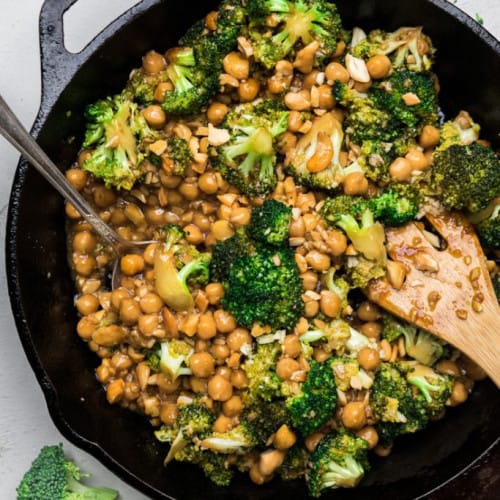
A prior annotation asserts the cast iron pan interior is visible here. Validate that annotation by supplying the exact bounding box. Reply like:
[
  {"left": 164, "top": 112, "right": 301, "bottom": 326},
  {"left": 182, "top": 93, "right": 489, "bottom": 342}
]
[{"left": 6, "top": 0, "right": 500, "bottom": 498}]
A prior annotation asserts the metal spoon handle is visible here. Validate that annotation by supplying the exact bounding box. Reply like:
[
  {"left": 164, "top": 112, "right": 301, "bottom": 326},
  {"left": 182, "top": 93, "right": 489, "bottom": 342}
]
[{"left": 0, "top": 93, "right": 123, "bottom": 249}]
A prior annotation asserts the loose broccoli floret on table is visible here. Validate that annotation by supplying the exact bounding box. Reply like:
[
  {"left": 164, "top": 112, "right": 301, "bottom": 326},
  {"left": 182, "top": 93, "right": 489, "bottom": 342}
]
[
  {"left": 16, "top": 444, "right": 118, "bottom": 500},
  {"left": 306, "top": 430, "right": 370, "bottom": 497},
  {"left": 247, "top": 199, "right": 292, "bottom": 246},
  {"left": 154, "top": 224, "right": 211, "bottom": 311},
  {"left": 431, "top": 142, "right": 500, "bottom": 213},
  {"left": 247, "top": 0, "right": 342, "bottom": 69},
  {"left": 81, "top": 93, "right": 160, "bottom": 190},
  {"left": 351, "top": 26, "right": 434, "bottom": 72},
  {"left": 212, "top": 100, "right": 289, "bottom": 196}
]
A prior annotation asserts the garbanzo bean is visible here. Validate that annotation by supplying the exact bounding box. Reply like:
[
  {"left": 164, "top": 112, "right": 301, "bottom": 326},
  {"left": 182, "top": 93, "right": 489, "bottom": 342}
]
[
  {"left": 358, "top": 347, "right": 380, "bottom": 371},
  {"left": 305, "top": 250, "right": 331, "bottom": 272},
  {"left": 207, "top": 374, "right": 233, "bottom": 401},
  {"left": 92, "top": 324, "right": 126, "bottom": 346},
  {"left": 301, "top": 270, "right": 319, "bottom": 290},
  {"left": 283, "top": 334, "right": 302, "bottom": 358},
  {"left": 325, "top": 62, "right": 350, "bottom": 83},
  {"left": 120, "top": 254, "right": 145, "bottom": 276},
  {"left": 227, "top": 328, "right": 252, "bottom": 351},
  {"left": 207, "top": 102, "right": 229, "bottom": 126},
  {"left": 72, "top": 230, "right": 96, "bottom": 254},
  {"left": 160, "top": 402, "right": 178, "bottom": 426},
  {"left": 140, "top": 293, "right": 163, "bottom": 314},
  {"left": 66, "top": 168, "right": 87, "bottom": 190},
  {"left": 197, "top": 312, "right": 217, "bottom": 339},
  {"left": 341, "top": 401, "right": 367, "bottom": 430},
  {"left": 357, "top": 426, "right": 379, "bottom": 449},
  {"left": 154, "top": 81, "right": 173, "bottom": 103},
  {"left": 304, "top": 300, "right": 320, "bottom": 318},
  {"left": 435, "top": 359, "right": 461, "bottom": 377},
  {"left": 189, "top": 351, "right": 215, "bottom": 378},
  {"left": 405, "top": 148, "right": 430, "bottom": 171},
  {"left": 259, "top": 449, "right": 285, "bottom": 477},
  {"left": 317, "top": 84, "right": 335, "bottom": 109},
  {"left": 211, "top": 342, "right": 230, "bottom": 361},
  {"left": 223, "top": 52, "right": 250, "bottom": 80},
  {"left": 276, "top": 357, "right": 300, "bottom": 380},
  {"left": 75, "top": 294, "right": 100, "bottom": 315},
  {"left": 449, "top": 380, "right": 469, "bottom": 406},
  {"left": 213, "top": 414, "right": 234, "bottom": 433},
  {"left": 143, "top": 105, "right": 167, "bottom": 129},
  {"left": 366, "top": 54, "right": 392, "bottom": 79},
  {"left": 211, "top": 219, "right": 234, "bottom": 241},
  {"left": 230, "top": 207, "right": 251, "bottom": 226},
  {"left": 389, "top": 157, "right": 412, "bottom": 181},
  {"left": 93, "top": 185, "right": 117, "bottom": 208},
  {"left": 360, "top": 321, "right": 382, "bottom": 339},
  {"left": 198, "top": 171, "right": 219, "bottom": 194},
  {"left": 273, "top": 424, "right": 297, "bottom": 450},
  {"left": 305, "top": 432, "right": 325, "bottom": 452},
  {"left": 142, "top": 50, "right": 166, "bottom": 74},
  {"left": 238, "top": 78, "right": 260, "bottom": 102},
  {"left": 419, "top": 124, "right": 440, "bottom": 149},
  {"left": 357, "top": 301, "right": 381, "bottom": 322},
  {"left": 206, "top": 282, "right": 224, "bottom": 304},
  {"left": 183, "top": 224, "right": 204, "bottom": 245},
  {"left": 73, "top": 255, "right": 96, "bottom": 276},
  {"left": 222, "top": 395, "right": 243, "bottom": 417},
  {"left": 320, "top": 290, "right": 341, "bottom": 318},
  {"left": 138, "top": 313, "right": 159, "bottom": 335},
  {"left": 120, "top": 298, "right": 141, "bottom": 325},
  {"left": 343, "top": 171, "right": 369, "bottom": 195},
  {"left": 178, "top": 181, "right": 199, "bottom": 201}
]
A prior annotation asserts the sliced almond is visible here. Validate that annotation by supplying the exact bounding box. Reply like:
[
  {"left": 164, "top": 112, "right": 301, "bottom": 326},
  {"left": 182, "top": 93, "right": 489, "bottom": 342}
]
[{"left": 345, "top": 54, "right": 371, "bottom": 83}]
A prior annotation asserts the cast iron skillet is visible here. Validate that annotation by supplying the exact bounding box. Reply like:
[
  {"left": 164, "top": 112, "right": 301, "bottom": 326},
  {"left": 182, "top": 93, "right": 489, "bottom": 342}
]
[{"left": 6, "top": 0, "right": 500, "bottom": 498}]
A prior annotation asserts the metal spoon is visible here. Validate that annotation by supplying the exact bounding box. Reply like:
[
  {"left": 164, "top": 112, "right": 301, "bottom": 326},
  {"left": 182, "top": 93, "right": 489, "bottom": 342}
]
[{"left": 0, "top": 94, "right": 150, "bottom": 288}]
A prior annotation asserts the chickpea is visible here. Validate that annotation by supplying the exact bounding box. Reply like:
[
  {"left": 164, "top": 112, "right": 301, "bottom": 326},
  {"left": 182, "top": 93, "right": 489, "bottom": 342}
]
[
  {"left": 341, "top": 401, "right": 367, "bottom": 430},
  {"left": 211, "top": 343, "right": 230, "bottom": 361},
  {"left": 145, "top": 207, "right": 166, "bottom": 226},
  {"left": 283, "top": 334, "right": 302, "bottom": 358},
  {"left": 222, "top": 395, "right": 243, "bottom": 417},
  {"left": 320, "top": 290, "right": 341, "bottom": 318},
  {"left": 73, "top": 255, "right": 96, "bottom": 276},
  {"left": 223, "top": 52, "right": 250, "bottom": 80},
  {"left": 360, "top": 321, "right": 382, "bottom": 339},
  {"left": 75, "top": 294, "right": 99, "bottom": 315},
  {"left": 120, "top": 254, "right": 145, "bottom": 276},
  {"left": 206, "top": 283, "right": 224, "bottom": 305},
  {"left": 304, "top": 300, "right": 320, "bottom": 318},
  {"left": 120, "top": 298, "right": 141, "bottom": 325},
  {"left": 459, "top": 356, "right": 487, "bottom": 381},
  {"left": 230, "top": 207, "right": 251, "bottom": 226},
  {"left": 287, "top": 110, "right": 304, "bottom": 132},
  {"left": 211, "top": 219, "right": 234, "bottom": 241},
  {"left": 110, "top": 287, "right": 130, "bottom": 310},
  {"left": 358, "top": 347, "right": 380, "bottom": 371},
  {"left": 448, "top": 381, "right": 469, "bottom": 406},
  {"left": 142, "top": 50, "right": 166, "bottom": 74},
  {"left": 140, "top": 293, "right": 163, "bottom": 314},
  {"left": 183, "top": 224, "right": 204, "bottom": 245},
  {"left": 259, "top": 449, "right": 285, "bottom": 477},
  {"left": 389, "top": 157, "right": 412, "bottom": 182},
  {"left": 289, "top": 216, "right": 306, "bottom": 237},
  {"left": 189, "top": 351, "right": 215, "bottom": 378},
  {"left": 419, "top": 124, "right": 440, "bottom": 149},
  {"left": 227, "top": 328, "right": 252, "bottom": 351},
  {"left": 305, "top": 432, "right": 325, "bottom": 453},
  {"left": 93, "top": 185, "right": 117, "bottom": 208},
  {"left": 178, "top": 181, "right": 199, "bottom": 201},
  {"left": 273, "top": 424, "right": 297, "bottom": 450},
  {"left": 214, "top": 309, "right": 237, "bottom": 333},
  {"left": 306, "top": 250, "right": 331, "bottom": 272},
  {"left": 405, "top": 148, "right": 430, "bottom": 171},
  {"left": 160, "top": 403, "right": 178, "bottom": 426},
  {"left": 284, "top": 90, "right": 311, "bottom": 111},
  {"left": 66, "top": 168, "right": 87, "bottom": 190},
  {"left": 65, "top": 202, "right": 81, "bottom": 219},
  {"left": 197, "top": 312, "right": 217, "bottom": 339},
  {"left": 276, "top": 358, "right": 300, "bottom": 381},
  {"left": 77, "top": 149, "right": 92, "bottom": 167},
  {"left": 357, "top": 426, "right": 379, "bottom": 449},
  {"left": 143, "top": 105, "right": 167, "bottom": 129},
  {"left": 238, "top": 78, "right": 260, "bottom": 102},
  {"left": 154, "top": 81, "right": 173, "bottom": 103},
  {"left": 317, "top": 84, "right": 335, "bottom": 109},
  {"left": 435, "top": 359, "right": 461, "bottom": 377},
  {"left": 72, "top": 230, "right": 96, "bottom": 254},
  {"left": 357, "top": 301, "right": 381, "bottom": 322},
  {"left": 325, "top": 62, "right": 350, "bottom": 83},
  {"left": 326, "top": 229, "right": 347, "bottom": 256},
  {"left": 207, "top": 102, "right": 229, "bottom": 126},
  {"left": 343, "top": 171, "right": 369, "bottom": 195},
  {"left": 207, "top": 374, "right": 233, "bottom": 401},
  {"left": 213, "top": 414, "right": 233, "bottom": 433},
  {"left": 366, "top": 54, "right": 392, "bottom": 79},
  {"left": 249, "top": 464, "right": 268, "bottom": 485},
  {"left": 138, "top": 313, "right": 159, "bottom": 335},
  {"left": 198, "top": 171, "right": 219, "bottom": 195}
]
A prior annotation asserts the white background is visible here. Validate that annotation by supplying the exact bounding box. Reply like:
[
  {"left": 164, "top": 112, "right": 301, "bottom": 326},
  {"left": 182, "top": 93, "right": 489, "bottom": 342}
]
[{"left": 0, "top": 1, "right": 498, "bottom": 498}]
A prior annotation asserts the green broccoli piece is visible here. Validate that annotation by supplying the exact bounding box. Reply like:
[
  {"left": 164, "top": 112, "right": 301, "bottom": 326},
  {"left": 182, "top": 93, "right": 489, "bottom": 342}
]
[
  {"left": 368, "top": 184, "right": 421, "bottom": 226},
  {"left": 278, "top": 444, "right": 309, "bottom": 481},
  {"left": 436, "top": 113, "right": 480, "bottom": 151},
  {"left": 329, "top": 357, "right": 361, "bottom": 391},
  {"left": 400, "top": 362, "right": 454, "bottom": 418},
  {"left": 247, "top": 0, "right": 342, "bottom": 69},
  {"left": 199, "top": 422, "right": 258, "bottom": 454},
  {"left": 162, "top": 46, "right": 219, "bottom": 115},
  {"left": 154, "top": 224, "right": 211, "bottom": 311},
  {"left": 323, "top": 268, "right": 350, "bottom": 313},
  {"left": 344, "top": 324, "right": 373, "bottom": 355},
  {"left": 370, "top": 69, "right": 439, "bottom": 129},
  {"left": 247, "top": 199, "right": 292, "bottom": 246},
  {"left": 307, "top": 430, "right": 369, "bottom": 496},
  {"left": 299, "top": 319, "right": 352, "bottom": 354},
  {"left": 158, "top": 137, "right": 193, "bottom": 176},
  {"left": 222, "top": 243, "right": 304, "bottom": 331},
  {"left": 351, "top": 26, "right": 434, "bottom": 72},
  {"left": 286, "top": 111, "right": 360, "bottom": 191},
  {"left": 126, "top": 66, "right": 169, "bottom": 105},
  {"left": 370, "top": 363, "right": 428, "bottom": 446},
  {"left": 16, "top": 444, "right": 118, "bottom": 500},
  {"left": 381, "top": 314, "right": 445, "bottom": 366},
  {"left": 321, "top": 195, "right": 367, "bottom": 225},
  {"left": 244, "top": 399, "right": 291, "bottom": 446},
  {"left": 81, "top": 93, "right": 159, "bottom": 190},
  {"left": 431, "top": 142, "right": 500, "bottom": 213},
  {"left": 475, "top": 201, "right": 500, "bottom": 248},
  {"left": 287, "top": 360, "right": 337, "bottom": 436},
  {"left": 155, "top": 339, "right": 194, "bottom": 380},
  {"left": 242, "top": 342, "right": 283, "bottom": 402},
  {"left": 212, "top": 100, "right": 289, "bottom": 197}
]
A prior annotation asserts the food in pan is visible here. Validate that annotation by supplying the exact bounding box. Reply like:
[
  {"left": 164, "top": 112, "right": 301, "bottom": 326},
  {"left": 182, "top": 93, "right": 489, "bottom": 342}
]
[{"left": 65, "top": 0, "right": 499, "bottom": 496}]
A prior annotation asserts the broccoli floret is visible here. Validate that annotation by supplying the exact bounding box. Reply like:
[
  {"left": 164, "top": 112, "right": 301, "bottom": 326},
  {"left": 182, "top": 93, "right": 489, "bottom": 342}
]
[
  {"left": 368, "top": 184, "right": 421, "bottom": 226},
  {"left": 307, "top": 430, "right": 369, "bottom": 496},
  {"left": 278, "top": 444, "right": 309, "bottom": 481},
  {"left": 162, "top": 46, "right": 219, "bottom": 115},
  {"left": 370, "top": 69, "right": 439, "bottom": 129},
  {"left": 16, "top": 444, "right": 118, "bottom": 500},
  {"left": 286, "top": 111, "right": 361, "bottom": 190},
  {"left": 436, "top": 112, "right": 480, "bottom": 151},
  {"left": 154, "top": 225, "right": 211, "bottom": 311},
  {"left": 321, "top": 195, "right": 367, "bottom": 225},
  {"left": 475, "top": 201, "right": 500, "bottom": 248},
  {"left": 248, "top": 0, "right": 342, "bottom": 69},
  {"left": 345, "top": 324, "right": 373, "bottom": 355},
  {"left": 156, "top": 339, "right": 194, "bottom": 380},
  {"left": 244, "top": 399, "right": 291, "bottom": 446},
  {"left": 158, "top": 137, "right": 193, "bottom": 176},
  {"left": 431, "top": 142, "right": 500, "bottom": 213},
  {"left": 299, "top": 319, "right": 352, "bottom": 354},
  {"left": 126, "top": 66, "right": 170, "bottom": 105},
  {"left": 381, "top": 314, "right": 445, "bottom": 366},
  {"left": 242, "top": 342, "right": 283, "bottom": 402},
  {"left": 370, "top": 363, "right": 428, "bottom": 446},
  {"left": 247, "top": 199, "right": 292, "bottom": 245},
  {"left": 200, "top": 422, "right": 258, "bottom": 454},
  {"left": 400, "top": 362, "right": 454, "bottom": 418},
  {"left": 81, "top": 93, "right": 159, "bottom": 190},
  {"left": 351, "top": 27, "right": 434, "bottom": 73},
  {"left": 287, "top": 360, "right": 337, "bottom": 436},
  {"left": 212, "top": 100, "right": 289, "bottom": 197}
]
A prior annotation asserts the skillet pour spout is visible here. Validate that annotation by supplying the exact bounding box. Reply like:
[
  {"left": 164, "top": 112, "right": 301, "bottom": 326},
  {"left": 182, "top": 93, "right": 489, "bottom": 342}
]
[{"left": 6, "top": 0, "right": 500, "bottom": 499}]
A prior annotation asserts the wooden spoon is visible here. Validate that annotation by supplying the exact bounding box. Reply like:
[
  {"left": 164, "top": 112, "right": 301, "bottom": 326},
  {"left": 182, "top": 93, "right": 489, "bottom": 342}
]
[{"left": 366, "top": 210, "right": 500, "bottom": 386}]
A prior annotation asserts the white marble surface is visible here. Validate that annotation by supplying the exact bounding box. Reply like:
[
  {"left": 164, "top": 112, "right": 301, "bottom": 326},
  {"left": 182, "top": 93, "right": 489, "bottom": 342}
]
[{"left": 0, "top": 1, "right": 498, "bottom": 498}]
